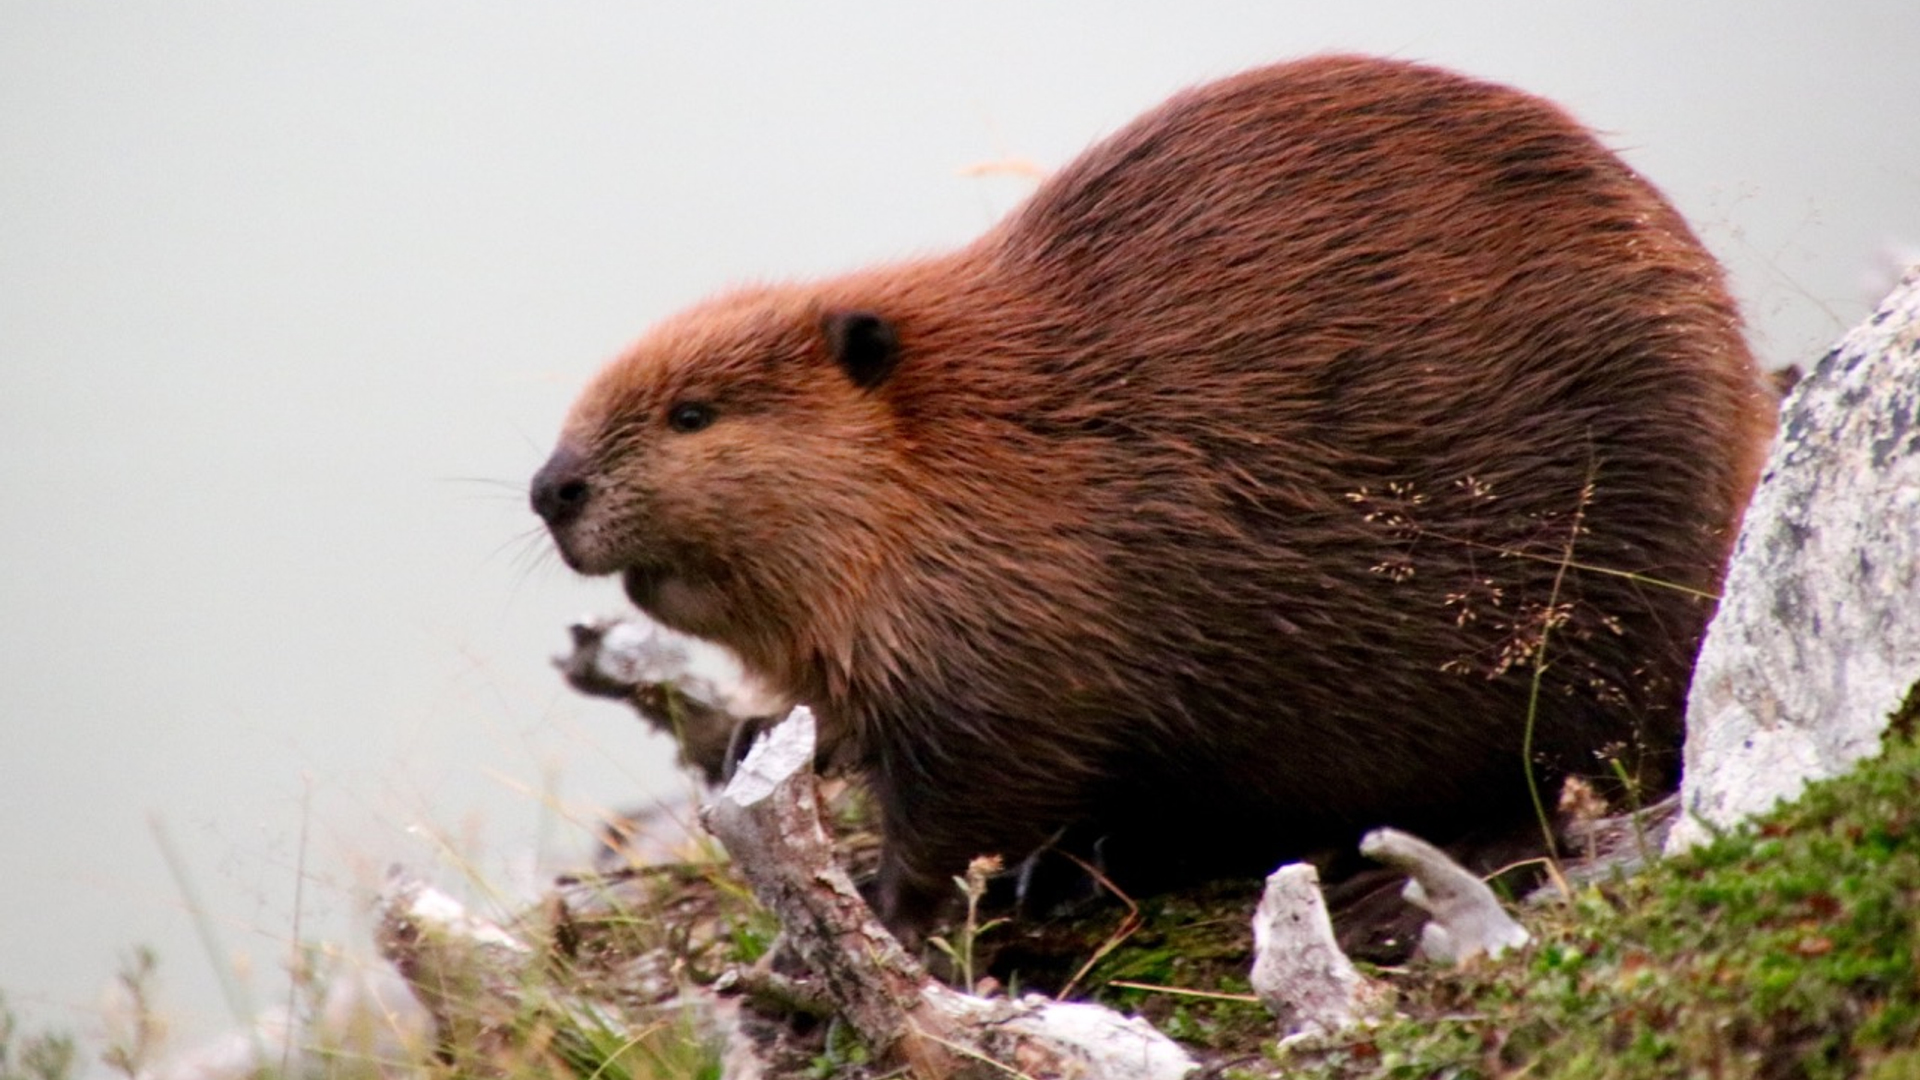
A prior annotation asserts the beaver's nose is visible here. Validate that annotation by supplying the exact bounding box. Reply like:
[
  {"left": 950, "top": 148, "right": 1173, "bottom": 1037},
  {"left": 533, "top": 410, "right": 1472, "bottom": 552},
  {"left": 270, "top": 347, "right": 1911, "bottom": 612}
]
[{"left": 530, "top": 447, "right": 591, "bottom": 528}]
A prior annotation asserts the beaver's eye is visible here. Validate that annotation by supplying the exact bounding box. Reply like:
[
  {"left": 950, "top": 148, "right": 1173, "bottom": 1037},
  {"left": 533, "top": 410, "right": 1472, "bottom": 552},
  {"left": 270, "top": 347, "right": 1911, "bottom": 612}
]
[{"left": 667, "top": 402, "right": 716, "bottom": 433}]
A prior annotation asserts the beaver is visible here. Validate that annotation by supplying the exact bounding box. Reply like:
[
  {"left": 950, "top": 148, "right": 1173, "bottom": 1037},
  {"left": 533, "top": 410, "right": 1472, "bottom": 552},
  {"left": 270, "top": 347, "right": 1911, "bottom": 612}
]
[{"left": 532, "top": 55, "right": 1774, "bottom": 933}]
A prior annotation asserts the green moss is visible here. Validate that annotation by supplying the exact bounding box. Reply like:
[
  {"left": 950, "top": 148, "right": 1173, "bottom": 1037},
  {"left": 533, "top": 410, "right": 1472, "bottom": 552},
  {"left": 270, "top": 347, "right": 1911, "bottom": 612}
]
[
  {"left": 977, "top": 879, "right": 1277, "bottom": 1054},
  {"left": 1269, "top": 705, "right": 1920, "bottom": 1080}
]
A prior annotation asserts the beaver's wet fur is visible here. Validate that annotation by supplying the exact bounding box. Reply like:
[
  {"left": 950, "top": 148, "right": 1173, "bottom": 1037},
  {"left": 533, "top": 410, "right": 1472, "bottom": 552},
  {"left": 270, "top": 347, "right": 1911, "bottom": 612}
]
[{"left": 534, "top": 55, "right": 1774, "bottom": 932}]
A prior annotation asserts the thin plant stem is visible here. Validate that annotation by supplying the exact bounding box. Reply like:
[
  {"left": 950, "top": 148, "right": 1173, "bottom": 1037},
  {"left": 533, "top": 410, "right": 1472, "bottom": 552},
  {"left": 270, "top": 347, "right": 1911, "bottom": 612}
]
[
  {"left": 149, "top": 816, "right": 266, "bottom": 1063},
  {"left": 281, "top": 774, "right": 312, "bottom": 1079}
]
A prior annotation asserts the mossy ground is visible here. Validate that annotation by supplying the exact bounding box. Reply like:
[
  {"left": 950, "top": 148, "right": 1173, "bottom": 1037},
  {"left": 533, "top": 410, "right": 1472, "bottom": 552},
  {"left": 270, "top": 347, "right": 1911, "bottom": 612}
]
[
  {"left": 11, "top": 699, "right": 1916, "bottom": 1079},
  {"left": 1265, "top": 733, "right": 1918, "bottom": 1078},
  {"left": 768, "top": 703, "right": 1918, "bottom": 1077},
  {"left": 1043, "top": 704, "right": 1920, "bottom": 1079}
]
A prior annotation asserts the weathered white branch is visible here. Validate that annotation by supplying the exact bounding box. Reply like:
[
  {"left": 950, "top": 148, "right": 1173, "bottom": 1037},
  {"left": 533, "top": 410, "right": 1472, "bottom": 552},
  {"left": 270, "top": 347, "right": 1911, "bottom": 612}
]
[
  {"left": 555, "top": 615, "right": 787, "bottom": 783},
  {"left": 374, "top": 872, "right": 723, "bottom": 1078},
  {"left": 1360, "top": 828, "right": 1530, "bottom": 963},
  {"left": 700, "top": 708, "right": 1196, "bottom": 1080},
  {"left": 373, "top": 873, "right": 546, "bottom": 1073},
  {"left": 1250, "top": 863, "right": 1388, "bottom": 1040}
]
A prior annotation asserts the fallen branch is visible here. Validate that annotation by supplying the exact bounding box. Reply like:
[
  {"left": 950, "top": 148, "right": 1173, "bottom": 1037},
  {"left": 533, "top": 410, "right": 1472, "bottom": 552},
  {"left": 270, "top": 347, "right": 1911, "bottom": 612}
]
[
  {"left": 1360, "top": 828, "right": 1531, "bottom": 963},
  {"left": 1250, "top": 863, "right": 1389, "bottom": 1041},
  {"left": 556, "top": 615, "right": 786, "bottom": 783},
  {"left": 700, "top": 708, "right": 1197, "bottom": 1080}
]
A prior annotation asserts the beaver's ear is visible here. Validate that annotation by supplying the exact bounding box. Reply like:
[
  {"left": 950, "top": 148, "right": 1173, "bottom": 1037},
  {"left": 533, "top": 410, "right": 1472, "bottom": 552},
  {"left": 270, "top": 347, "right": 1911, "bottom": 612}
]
[{"left": 823, "top": 310, "right": 900, "bottom": 391}]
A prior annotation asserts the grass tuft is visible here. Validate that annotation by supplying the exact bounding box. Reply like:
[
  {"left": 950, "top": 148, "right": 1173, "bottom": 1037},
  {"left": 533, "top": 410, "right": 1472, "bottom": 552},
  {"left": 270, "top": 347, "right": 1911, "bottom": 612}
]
[{"left": 0, "top": 993, "right": 78, "bottom": 1080}]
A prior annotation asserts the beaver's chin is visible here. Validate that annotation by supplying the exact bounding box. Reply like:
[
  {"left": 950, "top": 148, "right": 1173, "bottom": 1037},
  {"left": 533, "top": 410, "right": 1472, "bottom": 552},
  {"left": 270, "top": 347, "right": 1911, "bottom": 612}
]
[
  {"left": 620, "top": 564, "right": 671, "bottom": 612},
  {"left": 622, "top": 564, "right": 730, "bottom": 640},
  {"left": 545, "top": 526, "right": 624, "bottom": 577}
]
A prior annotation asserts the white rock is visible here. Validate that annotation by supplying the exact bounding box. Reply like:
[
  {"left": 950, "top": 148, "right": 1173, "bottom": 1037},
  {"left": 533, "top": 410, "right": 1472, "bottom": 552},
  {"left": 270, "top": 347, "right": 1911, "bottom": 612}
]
[
  {"left": 1669, "top": 271, "right": 1920, "bottom": 851},
  {"left": 391, "top": 879, "right": 532, "bottom": 954}
]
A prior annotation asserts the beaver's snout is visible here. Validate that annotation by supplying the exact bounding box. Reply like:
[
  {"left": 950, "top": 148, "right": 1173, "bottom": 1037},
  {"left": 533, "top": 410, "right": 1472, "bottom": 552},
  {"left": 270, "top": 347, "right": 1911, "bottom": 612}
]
[{"left": 530, "top": 446, "right": 592, "bottom": 530}]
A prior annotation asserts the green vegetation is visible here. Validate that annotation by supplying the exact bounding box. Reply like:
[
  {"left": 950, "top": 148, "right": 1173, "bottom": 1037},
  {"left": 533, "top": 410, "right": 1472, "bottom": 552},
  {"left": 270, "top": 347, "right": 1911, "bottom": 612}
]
[
  {"left": 13, "top": 696, "right": 1916, "bottom": 1079},
  {"left": 0, "top": 993, "right": 77, "bottom": 1080},
  {"left": 1066, "top": 708, "right": 1920, "bottom": 1079}
]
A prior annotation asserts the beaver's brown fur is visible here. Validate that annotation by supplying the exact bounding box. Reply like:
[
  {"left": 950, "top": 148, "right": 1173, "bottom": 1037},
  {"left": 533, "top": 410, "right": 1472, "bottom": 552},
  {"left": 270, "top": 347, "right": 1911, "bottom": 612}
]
[{"left": 533, "top": 55, "right": 1774, "bottom": 932}]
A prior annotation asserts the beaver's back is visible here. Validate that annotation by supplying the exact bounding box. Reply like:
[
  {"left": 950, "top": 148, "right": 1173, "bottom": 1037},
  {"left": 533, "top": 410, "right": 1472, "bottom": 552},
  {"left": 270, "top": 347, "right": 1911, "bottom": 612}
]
[{"left": 834, "top": 56, "right": 1771, "bottom": 925}]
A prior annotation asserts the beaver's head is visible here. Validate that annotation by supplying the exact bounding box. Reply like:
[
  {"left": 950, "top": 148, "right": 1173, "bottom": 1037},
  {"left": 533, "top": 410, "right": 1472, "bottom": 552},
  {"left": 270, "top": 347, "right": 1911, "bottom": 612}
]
[{"left": 531, "top": 288, "right": 910, "bottom": 659}]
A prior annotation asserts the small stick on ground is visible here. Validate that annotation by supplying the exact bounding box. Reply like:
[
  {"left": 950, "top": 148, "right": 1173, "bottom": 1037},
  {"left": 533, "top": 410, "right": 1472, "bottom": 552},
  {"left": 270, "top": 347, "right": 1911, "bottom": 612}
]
[{"left": 1361, "top": 827, "right": 1531, "bottom": 963}]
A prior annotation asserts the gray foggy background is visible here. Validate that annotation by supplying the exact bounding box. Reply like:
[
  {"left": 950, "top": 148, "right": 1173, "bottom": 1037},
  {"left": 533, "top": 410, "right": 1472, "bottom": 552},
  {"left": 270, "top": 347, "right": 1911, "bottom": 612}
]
[{"left": 4, "top": 0, "right": 1917, "bottom": 1059}]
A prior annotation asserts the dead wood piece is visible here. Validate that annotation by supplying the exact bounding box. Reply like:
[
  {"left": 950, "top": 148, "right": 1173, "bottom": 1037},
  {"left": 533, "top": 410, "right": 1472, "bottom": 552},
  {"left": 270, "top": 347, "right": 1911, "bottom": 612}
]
[
  {"left": 374, "top": 872, "right": 548, "bottom": 1072},
  {"left": 1250, "top": 863, "right": 1388, "bottom": 1040},
  {"left": 700, "top": 707, "right": 1196, "bottom": 1080},
  {"left": 375, "top": 871, "right": 729, "bottom": 1077},
  {"left": 948, "top": 991, "right": 1201, "bottom": 1080},
  {"left": 1360, "top": 828, "right": 1531, "bottom": 963},
  {"left": 1549, "top": 793, "right": 1680, "bottom": 893},
  {"left": 714, "top": 963, "right": 837, "bottom": 1019},
  {"left": 556, "top": 615, "right": 787, "bottom": 784}
]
